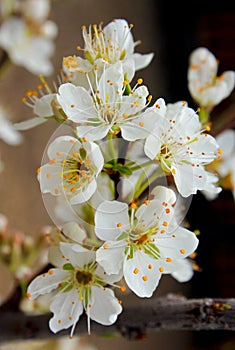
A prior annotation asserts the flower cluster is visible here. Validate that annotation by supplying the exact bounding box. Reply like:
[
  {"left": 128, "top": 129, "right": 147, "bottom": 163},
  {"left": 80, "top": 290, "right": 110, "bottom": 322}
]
[
  {"left": 23, "top": 19, "right": 234, "bottom": 337},
  {"left": 0, "top": 0, "right": 57, "bottom": 75}
]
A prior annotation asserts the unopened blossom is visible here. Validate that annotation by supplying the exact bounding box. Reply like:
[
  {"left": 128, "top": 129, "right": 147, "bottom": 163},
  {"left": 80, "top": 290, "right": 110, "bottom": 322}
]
[
  {"left": 0, "top": 106, "right": 22, "bottom": 145},
  {"left": 27, "top": 243, "right": 122, "bottom": 335},
  {"left": 95, "top": 188, "right": 199, "bottom": 298},
  {"left": 0, "top": 16, "right": 56, "bottom": 75},
  {"left": 63, "top": 18, "right": 154, "bottom": 86},
  {"left": 188, "top": 47, "right": 235, "bottom": 110},
  {"left": 38, "top": 135, "right": 104, "bottom": 205},
  {"left": 144, "top": 99, "right": 221, "bottom": 197},
  {"left": 57, "top": 62, "right": 156, "bottom": 142}
]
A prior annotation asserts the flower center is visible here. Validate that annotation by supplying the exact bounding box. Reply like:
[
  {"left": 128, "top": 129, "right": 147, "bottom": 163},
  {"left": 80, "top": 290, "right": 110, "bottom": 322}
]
[
  {"left": 61, "top": 147, "right": 94, "bottom": 193},
  {"left": 76, "top": 271, "right": 93, "bottom": 286}
]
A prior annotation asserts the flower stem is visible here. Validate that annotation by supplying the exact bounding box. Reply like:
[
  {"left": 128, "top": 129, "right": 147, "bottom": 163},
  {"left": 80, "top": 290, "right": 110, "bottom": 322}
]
[
  {"left": 133, "top": 165, "right": 164, "bottom": 200},
  {"left": 107, "top": 131, "right": 117, "bottom": 164}
]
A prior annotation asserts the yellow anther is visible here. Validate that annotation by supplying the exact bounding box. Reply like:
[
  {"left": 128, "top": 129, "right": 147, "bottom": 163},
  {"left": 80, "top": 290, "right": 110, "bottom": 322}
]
[
  {"left": 137, "top": 78, "right": 143, "bottom": 85},
  {"left": 48, "top": 269, "right": 54, "bottom": 275},
  {"left": 117, "top": 222, "right": 122, "bottom": 228},
  {"left": 103, "top": 243, "right": 109, "bottom": 249},
  {"left": 36, "top": 167, "right": 41, "bottom": 174},
  {"left": 120, "top": 286, "right": 126, "bottom": 292},
  {"left": 122, "top": 113, "right": 128, "bottom": 119},
  {"left": 147, "top": 95, "right": 153, "bottom": 102},
  {"left": 162, "top": 221, "right": 168, "bottom": 227},
  {"left": 144, "top": 199, "right": 150, "bottom": 205},
  {"left": 130, "top": 202, "right": 137, "bottom": 209},
  {"left": 218, "top": 149, "right": 223, "bottom": 155},
  {"left": 139, "top": 122, "right": 144, "bottom": 127},
  {"left": 148, "top": 264, "right": 152, "bottom": 269},
  {"left": 166, "top": 257, "right": 172, "bottom": 263},
  {"left": 133, "top": 268, "right": 139, "bottom": 274},
  {"left": 180, "top": 249, "right": 185, "bottom": 254},
  {"left": 142, "top": 275, "right": 148, "bottom": 282},
  {"left": 159, "top": 267, "right": 164, "bottom": 273},
  {"left": 70, "top": 187, "right": 76, "bottom": 193}
]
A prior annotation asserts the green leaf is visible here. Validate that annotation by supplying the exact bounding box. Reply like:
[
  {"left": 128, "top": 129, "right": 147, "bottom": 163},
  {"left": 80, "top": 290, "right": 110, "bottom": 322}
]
[
  {"left": 63, "top": 263, "right": 74, "bottom": 270},
  {"left": 115, "top": 164, "right": 133, "bottom": 176}
]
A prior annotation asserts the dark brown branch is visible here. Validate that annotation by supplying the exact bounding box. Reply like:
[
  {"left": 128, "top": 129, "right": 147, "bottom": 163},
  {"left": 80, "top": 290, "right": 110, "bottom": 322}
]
[{"left": 0, "top": 296, "right": 235, "bottom": 342}]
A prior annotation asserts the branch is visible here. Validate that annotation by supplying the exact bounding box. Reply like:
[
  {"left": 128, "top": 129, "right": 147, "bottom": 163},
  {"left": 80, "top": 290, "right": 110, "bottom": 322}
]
[{"left": 0, "top": 296, "right": 235, "bottom": 342}]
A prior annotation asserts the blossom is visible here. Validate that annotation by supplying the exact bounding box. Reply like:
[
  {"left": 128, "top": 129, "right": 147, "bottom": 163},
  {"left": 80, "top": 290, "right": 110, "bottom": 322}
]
[
  {"left": 27, "top": 243, "right": 122, "bottom": 335},
  {"left": 95, "top": 187, "right": 199, "bottom": 298},
  {"left": 144, "top": 99, "right": 220, "bottom": 197},
  {"left": 57, "top": 62, "right": 156, "bottom": 142},
  {"left": 38, "top": 135, "right": 104, "bottom": 204},
  {"left": 63, "top": 19, "right": 154, "bottom": 86},
  {"left": 0, "top": 16, "right": 56, "bottom": 75},
  {"left": 0, "top": 106, "right": 22, "bottom": 145},
  {"left": 210, "top": 129, "right": 235, "bottom": 201},
  {"left": 15, "top": 86, "right": 56, "bottom": 130},
  {"left": 188, "top": 47, "right": 235, "bottom": 110}
]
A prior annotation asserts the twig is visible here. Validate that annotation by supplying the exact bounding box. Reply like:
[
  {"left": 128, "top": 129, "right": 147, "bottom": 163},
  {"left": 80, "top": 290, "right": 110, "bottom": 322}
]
[{"left": 0, "top": 296, "right": 235, "bottom": 343}]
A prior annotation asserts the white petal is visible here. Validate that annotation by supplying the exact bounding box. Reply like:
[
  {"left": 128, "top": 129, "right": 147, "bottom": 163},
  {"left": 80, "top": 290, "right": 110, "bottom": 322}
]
[
  {"left": 124, "top": 250, "right": 161, "bottom": 297},
  {"left": 57, "top": 83, "right": 96, "bottom": 123},
  {"left": 95, "top": 200, "right": 130, "bottom": 240},
  {"left": 27, "top": 269, "right": 69, "bottom": 299},
  {"left": 49, "top": 289, "right": 83, "bottom": 333},
  {"left": 62, "top": 222, "right": 87, "bottom": 244},
  {"left": 14, "top": 117, "right": 48, "bottom": 130},
  {"left": 96, "top": 240, "right": 126, "bottom": 275},
  {"left": 133, "top": 52, "right": 154, "bottom": 70},
  {"left": 216, "top": 129, "right": 235, "bottom": 158},
  {"left": 38, "top": 163, "right": 62, "bottom": 194},
  {"left": 33, "top": 94, "right": 55, "bottom": 117},
  {"left": 70, "top": 178, "right": 97, "bottom": 205},
  {"left": 89, "top": 286, "right": 122, "bottom": 325},
  {"left": 157, "top": 227, "right": 199, "bottom": 259},
  {"left": 47, "top": 135, "right": 80, "bottom": 160},
  {"left": 60, "top": 242, "right": 95, "bottom": 268},
  {"left": 171, "top": 258, "right": 194, "bottom": 283},
  {"left": 76, "top": 124, "right": 110, "bottom": 141},
  {"left": 150, "top": 185, "right": 176, "bottom": 205}
]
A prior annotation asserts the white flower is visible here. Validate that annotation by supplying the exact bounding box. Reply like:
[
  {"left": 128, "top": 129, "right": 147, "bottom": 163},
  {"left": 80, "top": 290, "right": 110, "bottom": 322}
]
[
  {"left": 0, "top": 107, "right": 22, "bottom": 145},
  {"left": 95, "top": 188, "right": 199, "bottom": 298},
  {"left": 15, "top": 90, "right": 56, "bottom": 130},
  {"left": 38, "top": 135, "right": 104, "bottom": 204},
  {"left": 188, "top": 47, "right": 235, "bottom": 109},
  {"left": 63, "top": 19, "right": 154, "bottom": 86},
  {"left": 214, "top": 129, "right": 235, "bottom": 200},
  {"left": 57, "top": 63, "right": 156, "bottom": 142},
  {"left": 27, "top": 243, "right": 122, "bottom": 336},
  {"left": 0, "top": 17, "right": 55, "bottom": 75},
  {"left": 144, "top": 99, "right": 220, "bottom": 197}
]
